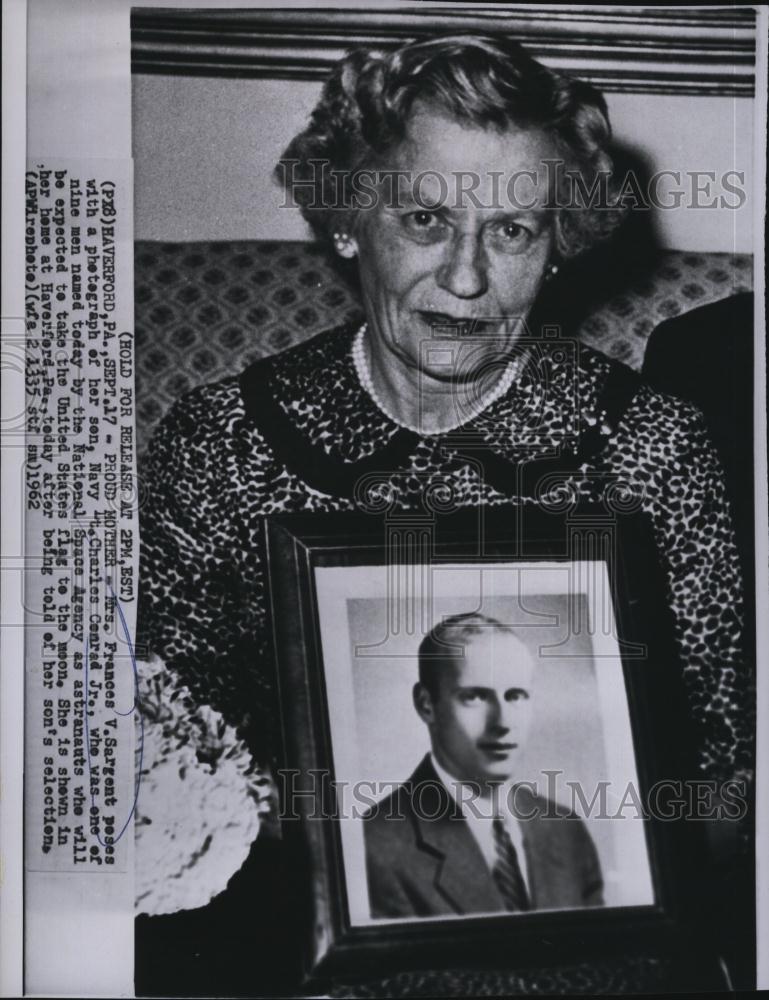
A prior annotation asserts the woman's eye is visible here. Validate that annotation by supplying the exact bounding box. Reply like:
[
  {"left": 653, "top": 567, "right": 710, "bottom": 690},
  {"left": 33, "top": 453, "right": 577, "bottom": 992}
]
[
  {"left": 412, "top": 211, "right": 439, "bottom": 227},
  {"left": 401, "top": 211, "right": 446, "bottom": 241},
  {"left": 489, "top": 221, "right": 532, "bottom": 253}
]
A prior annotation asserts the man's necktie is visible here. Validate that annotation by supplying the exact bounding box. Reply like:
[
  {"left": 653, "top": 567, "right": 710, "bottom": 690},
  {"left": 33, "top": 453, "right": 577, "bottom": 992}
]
[{"left": 492, "top": 817, "right": 530, "bottom": 912}]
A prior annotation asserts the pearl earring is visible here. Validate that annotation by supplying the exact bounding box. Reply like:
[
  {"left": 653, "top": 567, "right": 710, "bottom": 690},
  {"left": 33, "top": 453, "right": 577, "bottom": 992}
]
[{"left": 334, "top": 232, "right": 356, "bottom": 259}]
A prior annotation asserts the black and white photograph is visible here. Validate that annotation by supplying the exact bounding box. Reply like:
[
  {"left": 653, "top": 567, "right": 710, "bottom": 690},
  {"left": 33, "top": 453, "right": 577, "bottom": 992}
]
[
  {"left": 4, "top": 2, "right": 767, "bottom": 997},
  {"left": 127, "top": 9, "right": 761, "bottom": 993},
  {"left": 264, "top": 509, "right": 728, "bottom": 984},
  {"left": 314, "top": 562, "right": 655, "bottom": 925}
]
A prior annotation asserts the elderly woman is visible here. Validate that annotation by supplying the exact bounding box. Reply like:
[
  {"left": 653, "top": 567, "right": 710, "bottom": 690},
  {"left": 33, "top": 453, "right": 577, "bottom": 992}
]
[{"left": 137, "top": 34, "right": 751, "bottom": 994}]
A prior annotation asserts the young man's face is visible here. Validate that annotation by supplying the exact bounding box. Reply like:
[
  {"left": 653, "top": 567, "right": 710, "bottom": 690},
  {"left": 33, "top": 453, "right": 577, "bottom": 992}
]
[{"left": 415, "top": 630, "right": 535, "bottom": 786}]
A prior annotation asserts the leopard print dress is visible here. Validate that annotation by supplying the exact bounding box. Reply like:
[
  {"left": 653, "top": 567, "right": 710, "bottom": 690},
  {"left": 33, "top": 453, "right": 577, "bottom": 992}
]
[{"left": 137, "top": 321, "right": 752, "bottom": 995}]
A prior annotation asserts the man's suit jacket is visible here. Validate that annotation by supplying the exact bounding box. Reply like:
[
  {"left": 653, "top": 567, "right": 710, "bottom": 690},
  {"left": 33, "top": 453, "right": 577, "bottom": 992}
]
[{"left": 363, "top": 756, "right": 604, "bottom": 919}]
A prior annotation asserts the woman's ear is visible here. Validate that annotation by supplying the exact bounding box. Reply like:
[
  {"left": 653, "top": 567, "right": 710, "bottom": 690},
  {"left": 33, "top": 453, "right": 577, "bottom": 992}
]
[{"left": 413, "top": 682, "right": 435, "bottom": 724}]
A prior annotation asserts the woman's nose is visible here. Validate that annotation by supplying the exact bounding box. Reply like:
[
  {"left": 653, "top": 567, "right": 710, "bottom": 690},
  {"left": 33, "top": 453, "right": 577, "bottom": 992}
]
[{"left": 436, "top": 233, "right": 487, "bottom": 299}]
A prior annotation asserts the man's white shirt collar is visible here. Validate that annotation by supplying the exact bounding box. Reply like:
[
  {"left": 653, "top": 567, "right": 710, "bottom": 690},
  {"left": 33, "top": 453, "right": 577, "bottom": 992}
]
[{"left": 429, "top": 753, "right": 531, "bottom": 894}]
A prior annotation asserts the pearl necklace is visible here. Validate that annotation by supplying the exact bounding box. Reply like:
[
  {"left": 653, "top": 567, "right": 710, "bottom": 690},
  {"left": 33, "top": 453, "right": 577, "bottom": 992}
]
[{"left": 351, "top": 323, "right": 520, "bottom": 436}]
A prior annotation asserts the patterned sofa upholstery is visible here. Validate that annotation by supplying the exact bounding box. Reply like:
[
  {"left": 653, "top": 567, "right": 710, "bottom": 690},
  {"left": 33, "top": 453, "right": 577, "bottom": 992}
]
[{"left": 134, "top": 241, "right": 752, "bottom": 459}]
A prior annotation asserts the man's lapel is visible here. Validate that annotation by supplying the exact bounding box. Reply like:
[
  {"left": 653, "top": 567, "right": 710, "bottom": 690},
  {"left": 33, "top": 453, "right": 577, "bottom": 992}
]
[{"left": 409, "top": 756, "right": 505, "bottom": 915}]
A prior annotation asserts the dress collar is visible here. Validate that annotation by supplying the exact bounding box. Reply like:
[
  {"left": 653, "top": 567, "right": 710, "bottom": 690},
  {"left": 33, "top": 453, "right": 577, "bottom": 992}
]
[{"left": 238, "top": 322, "right": 640, "bottom": 499}]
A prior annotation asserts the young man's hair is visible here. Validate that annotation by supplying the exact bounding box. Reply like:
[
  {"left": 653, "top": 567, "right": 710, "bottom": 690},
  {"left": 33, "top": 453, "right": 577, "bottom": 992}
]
[{"left": 418, "top": 611, "right": 530, "bottom": 700}]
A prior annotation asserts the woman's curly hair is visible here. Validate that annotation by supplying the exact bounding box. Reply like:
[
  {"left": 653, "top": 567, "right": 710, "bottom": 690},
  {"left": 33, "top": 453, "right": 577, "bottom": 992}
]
[{"left": 276, "top": 34, "right": 626, "bottom": 259}]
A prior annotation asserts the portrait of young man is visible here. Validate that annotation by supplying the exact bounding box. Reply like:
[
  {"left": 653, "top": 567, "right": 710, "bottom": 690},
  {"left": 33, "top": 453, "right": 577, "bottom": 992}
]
[{"left": 363, "top": 613, "right": 604, "bottom": 919}]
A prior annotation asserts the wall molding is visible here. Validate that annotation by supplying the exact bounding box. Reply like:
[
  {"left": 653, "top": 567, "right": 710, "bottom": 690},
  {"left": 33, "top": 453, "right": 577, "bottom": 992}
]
[{"left": 131, "top": 5, "right": 756, "bottom": 96}]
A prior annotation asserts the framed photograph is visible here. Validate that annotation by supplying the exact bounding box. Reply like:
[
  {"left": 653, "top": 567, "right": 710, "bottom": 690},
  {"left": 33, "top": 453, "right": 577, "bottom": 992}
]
[{"left": 265, "top": 507, "right": 714, "bottom": 987}]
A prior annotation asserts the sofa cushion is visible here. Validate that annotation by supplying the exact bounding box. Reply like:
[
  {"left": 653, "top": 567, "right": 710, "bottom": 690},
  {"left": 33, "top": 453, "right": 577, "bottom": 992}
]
[{"left": 134, "top": 240, "right": 752, "bottom": 458}]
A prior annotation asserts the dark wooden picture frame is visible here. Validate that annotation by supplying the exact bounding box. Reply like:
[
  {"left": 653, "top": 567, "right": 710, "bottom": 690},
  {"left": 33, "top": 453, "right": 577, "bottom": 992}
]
[{"left": 264, "top": 506, "right": 717, "bottom": 988}]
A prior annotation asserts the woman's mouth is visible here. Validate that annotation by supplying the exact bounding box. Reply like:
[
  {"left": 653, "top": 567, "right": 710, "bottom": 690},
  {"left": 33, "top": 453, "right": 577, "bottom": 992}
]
[{"left": 418, "top": 310, "right": 476, "bottom": 336}]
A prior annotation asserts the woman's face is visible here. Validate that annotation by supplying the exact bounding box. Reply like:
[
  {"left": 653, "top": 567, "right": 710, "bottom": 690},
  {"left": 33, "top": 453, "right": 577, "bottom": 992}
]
[{"left": 346, "top": 105, "right": 556, "bottom": 385}]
